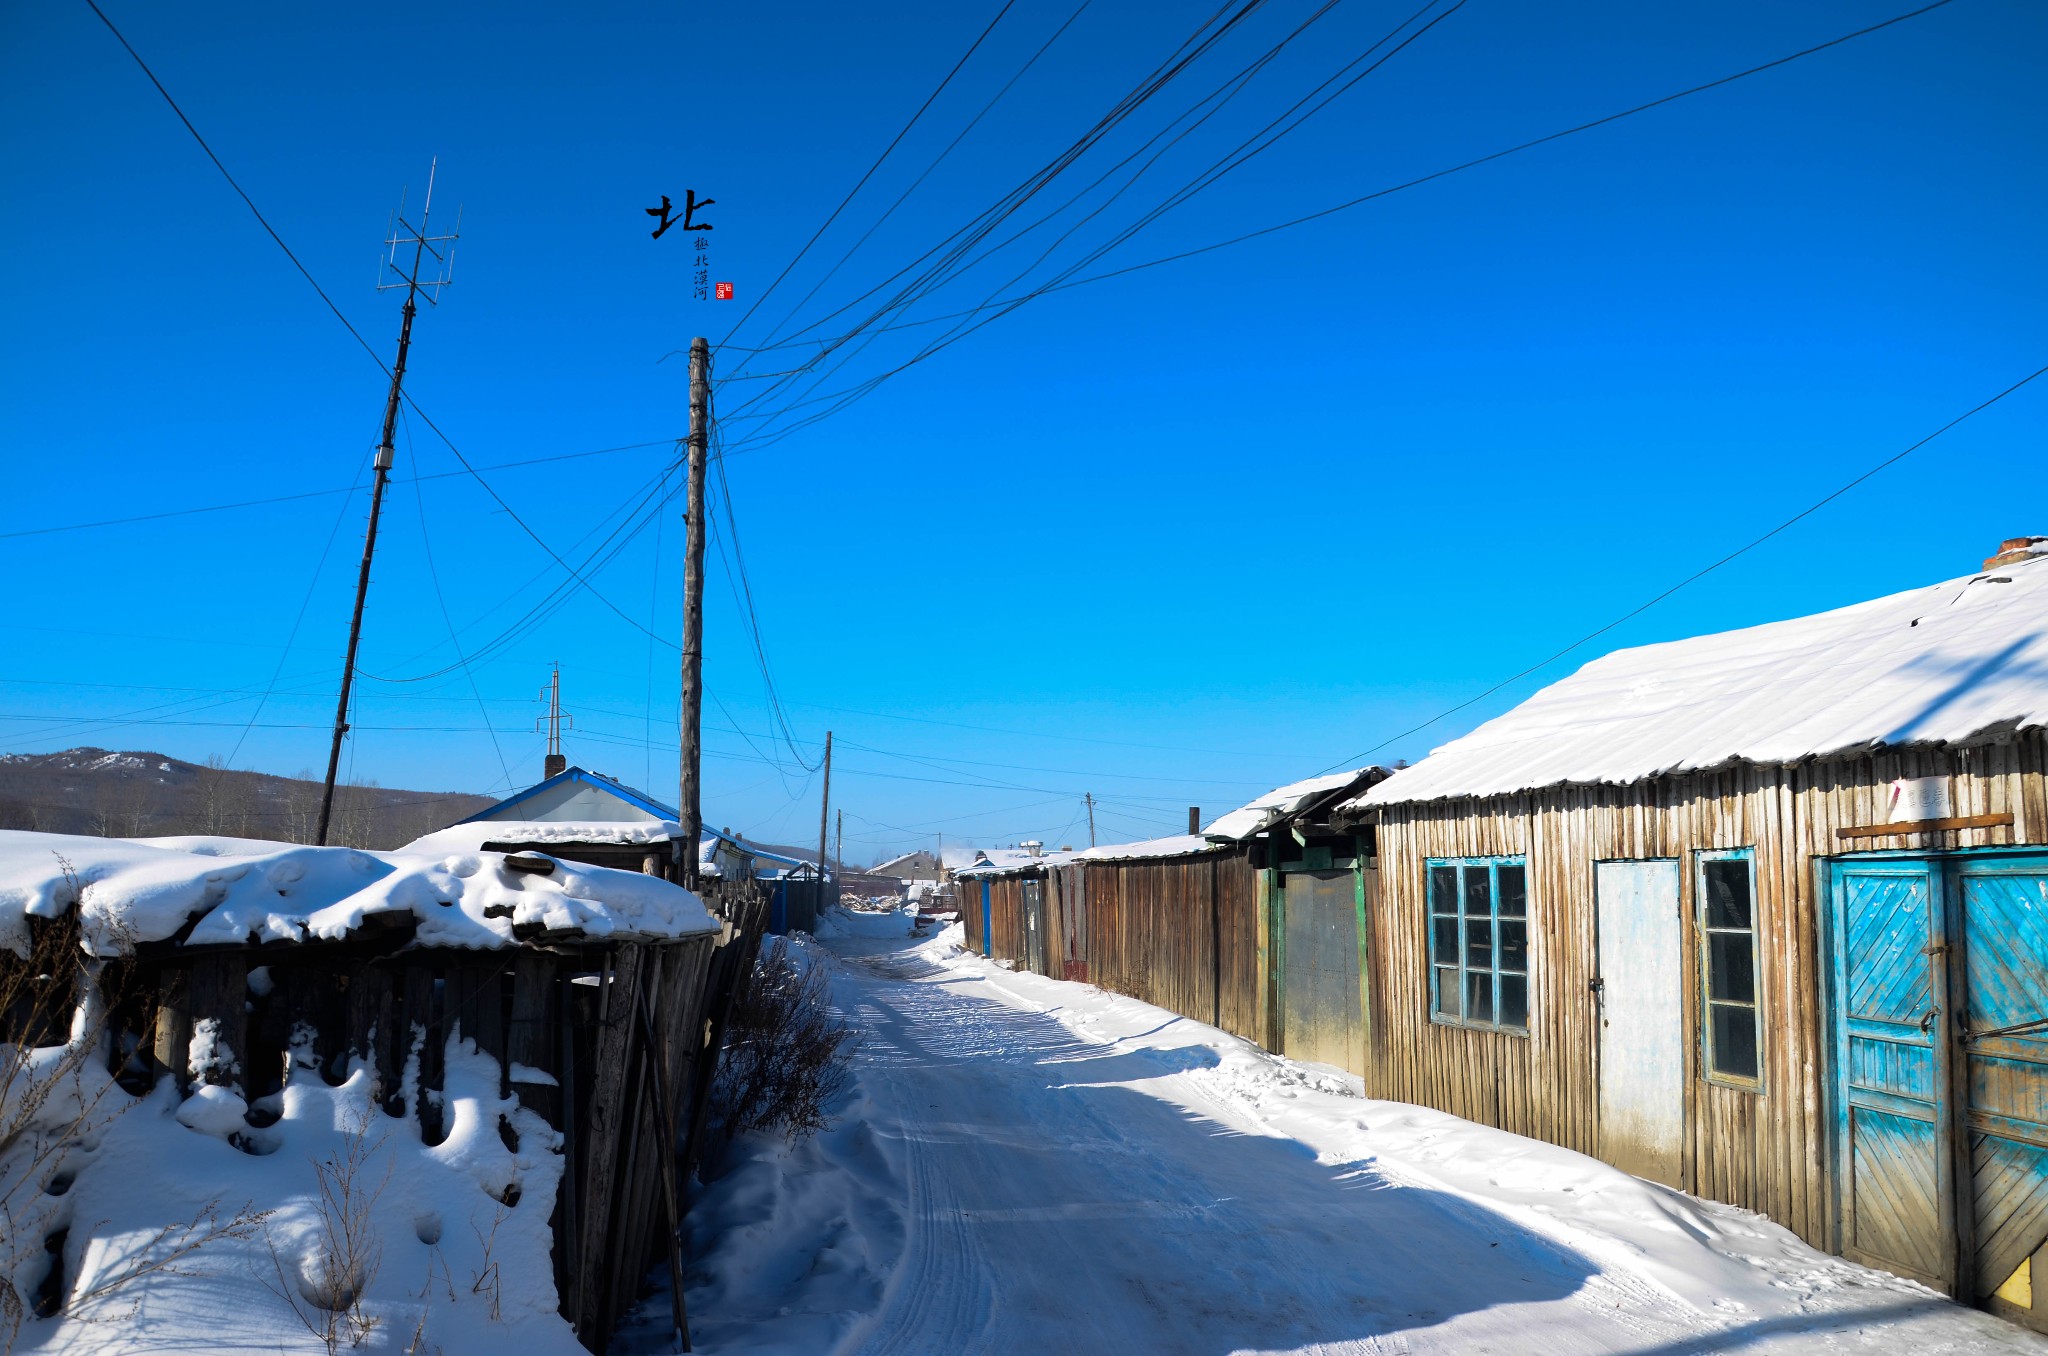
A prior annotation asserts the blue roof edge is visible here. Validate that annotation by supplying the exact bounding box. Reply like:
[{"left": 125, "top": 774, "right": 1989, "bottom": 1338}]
[{"left": 456, "top": 766, "right": 681, "bottom": 825}]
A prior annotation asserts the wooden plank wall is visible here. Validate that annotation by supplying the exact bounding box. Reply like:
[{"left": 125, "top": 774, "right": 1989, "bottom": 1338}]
[
  {"left": 968, "top": 852, "right": 1264, "bottom": 1045},
  {"left": 1369, "top": 734, "right": 2048, "bottom": 1252}
]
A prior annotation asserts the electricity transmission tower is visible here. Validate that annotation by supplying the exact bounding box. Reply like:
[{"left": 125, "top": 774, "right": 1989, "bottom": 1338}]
[{"left": 316, "top": 161, "right": 459, "bottom": 845}]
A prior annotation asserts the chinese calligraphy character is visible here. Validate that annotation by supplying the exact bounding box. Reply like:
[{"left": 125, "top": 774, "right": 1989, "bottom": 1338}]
[{"left": 645, "top": 190, "right": 715, "bottom": 239}]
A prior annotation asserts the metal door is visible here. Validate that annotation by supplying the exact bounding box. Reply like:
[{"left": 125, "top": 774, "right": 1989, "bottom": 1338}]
[
  {"left": 1594, "top": 859, "right": 1684, "bottom": 1187},
  {"left": 1059, "top": 865, "right": 1089, "bottom": 982},
  {"left": 1022, "top": 879, "right": 1047, "bottom": 975},
  {"left": 1832, "top": 859, "right": 1955, "bottom": 1291},
  {"left": 980, "top": 879, "right": 992, "bottom": 958},
  {"left": 1957, "top": 858, "right": 2048, "bottom": 1311},
  {"left": 1281, "top": 870, "right": 1364, "bottom": 1075}
]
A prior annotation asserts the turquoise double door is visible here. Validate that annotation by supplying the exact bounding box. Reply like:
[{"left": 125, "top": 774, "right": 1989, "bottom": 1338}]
[{"left": 1832, "top": 853, "right": 2048, "bottom": 1318}]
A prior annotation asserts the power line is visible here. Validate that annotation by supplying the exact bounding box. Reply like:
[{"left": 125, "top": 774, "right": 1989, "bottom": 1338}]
[
  {"left": 714, "top": 0, "right": 1962, "bottom": 456},
  {"left": 718, "top": 0, "right": 1022, "bottom": 352},
  {"left": 0, "top": 440, "right": 675, "bottom": 543},
  {"left": 1319, "top": 355, "right": 2048, "bottom": 773}
]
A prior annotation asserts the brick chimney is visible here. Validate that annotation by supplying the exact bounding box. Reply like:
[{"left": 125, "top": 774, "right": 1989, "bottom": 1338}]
[
  {"left": 544, "top": 753, "right": 567, "bottom": 779},
  {"left": 1983, "top": 536, "right": 2048, "bottom": 570}
]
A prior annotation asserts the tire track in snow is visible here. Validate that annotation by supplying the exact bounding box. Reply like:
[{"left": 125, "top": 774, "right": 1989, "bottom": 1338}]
[{"left": 838, "top": 973, "right": 997, "bottom": 1356}]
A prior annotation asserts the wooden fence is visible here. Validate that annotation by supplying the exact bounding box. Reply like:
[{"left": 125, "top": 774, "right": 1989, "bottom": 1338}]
[{"left": 964, "top": 850, "right": 1264, "bottom": 1046}]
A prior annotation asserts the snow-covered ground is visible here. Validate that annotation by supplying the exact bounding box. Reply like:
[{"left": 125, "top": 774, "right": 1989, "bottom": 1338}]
[{"left": 661, "top": 905, "right": 2046, "bottom": 1355}]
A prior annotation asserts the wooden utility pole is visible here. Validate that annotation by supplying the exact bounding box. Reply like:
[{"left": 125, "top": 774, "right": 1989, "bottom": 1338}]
[
  {"left": 678, "top": 337, "right": 710, "bottom": 888},
  {"left": 1085, "top": 792, "right": 1097, "bottom": 848},
  {"left": 815, "top": 731, "right": 833, "bottom": 910},
  {"left": 317, "top": 163, "right": 457, "bottom": 846}
]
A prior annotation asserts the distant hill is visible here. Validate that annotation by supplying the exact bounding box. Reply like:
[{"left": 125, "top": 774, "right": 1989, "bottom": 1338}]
[{"left": 0, "top": 747, "right": 494, "bottom": 850}]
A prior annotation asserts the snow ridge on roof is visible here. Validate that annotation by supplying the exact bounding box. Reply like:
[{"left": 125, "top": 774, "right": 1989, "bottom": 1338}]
[
  {"left": 1204, "top": 770, "right": 1374, "bottom": 841},
  {"left": 1359, "top": 553, "right": 2048, "bottom": 807}
]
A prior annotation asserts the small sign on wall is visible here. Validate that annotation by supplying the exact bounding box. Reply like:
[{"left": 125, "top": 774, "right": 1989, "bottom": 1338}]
[{"left": 1888, "top": 776, "right": 1952, "bottom": 823}]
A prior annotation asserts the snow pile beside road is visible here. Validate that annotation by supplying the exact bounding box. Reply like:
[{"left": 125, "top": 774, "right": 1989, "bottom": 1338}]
[
  {"left": 21, "top": 1044, "right": 579, "bottom": 1355},
  {"left": 0, "top": 831, "right": 715, "bottom": 954},
  {"left": 616, "top": 931, "right": 904, "bottom": 1356}
]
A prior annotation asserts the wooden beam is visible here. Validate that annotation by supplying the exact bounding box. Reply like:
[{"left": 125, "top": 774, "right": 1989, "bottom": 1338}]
[{"left": 1836, "top": 812, "right": 2013, "bottom": 840}]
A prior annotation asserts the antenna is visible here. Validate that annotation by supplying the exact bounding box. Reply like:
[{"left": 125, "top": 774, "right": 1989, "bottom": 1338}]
[
  {"left": 379, "top": 157, "right": 460, "bottom": 305},
  {"left": 315, "top": 158, "right": 459, "bottom": 845},
  {"left": 537, "top": 662, "right": 573, "bottom": 778}
]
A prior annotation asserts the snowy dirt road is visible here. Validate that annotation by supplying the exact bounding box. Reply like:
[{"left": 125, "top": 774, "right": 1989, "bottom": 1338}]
[{"left": 664, "top": 911, "right": 2047, "bottom": 1356}]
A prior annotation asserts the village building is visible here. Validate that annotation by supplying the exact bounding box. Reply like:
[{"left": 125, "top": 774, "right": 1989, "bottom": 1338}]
[
  {"left": 1338, "top": 536, "right": 2048, "bottom": 1328},
  {"left": 410, "top": 763, "right": 830, "bottom": 932}
]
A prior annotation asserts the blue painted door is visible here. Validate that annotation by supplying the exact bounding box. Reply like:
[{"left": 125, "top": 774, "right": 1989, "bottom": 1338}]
[
  {"left": 1832, "top": 859, "right": 1956, "bottom": 1290},
  {"left": 981, "top": 879, "right": 992, "bottom": 958},
  {"left": 1957, "top": 858, "right": 2048, "bottom": 1306}
]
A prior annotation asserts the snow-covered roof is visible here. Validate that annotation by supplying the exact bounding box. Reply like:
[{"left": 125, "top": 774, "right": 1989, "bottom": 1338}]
[
  {"left": 1203, "top": 770, "right": 1379, "bottom": 841},
  {"left": 460, "top": 765, "right": 677, "bottom": 826},
  {"left": 0, "top": 831, "right": 716, "bottom": 956},
  {"left": 404, "top": 819, "right": 679, "bottom": 854},
  {"left": 1358, "top": 546, "right": 2048, "bottom": 807}
]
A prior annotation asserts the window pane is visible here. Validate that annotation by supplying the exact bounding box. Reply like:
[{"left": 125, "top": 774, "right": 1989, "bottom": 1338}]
[
  {"left": 1709, "top": 932, "right": 1756, "bottom": 1004},
  {"left": 1434, "top": 966, "right": 1461, "bottom": 1017},
  {"left": 1704, "top": 858, "right": 1751, "bottom": 930},
  {"left": 1497, "top": 864, "right": 1527, "bottom": 919},
  {"left": 1429, "top": 865, "right": 1458, "bottom": 915},
  {"left": 1498, "top": 973, "right": 1528, "bottom": 1030},
  {"left": 1710, "top": 1002, "right": 1760, "bottom": 1081},
  {"left": 1465, "top": 914, "right": 1492, "bottom": 970},
  {"left": 1462, "top": 865, "right": 1493, "bottom": 922},
  {"left": 1498, "top": 918, "right": 1527, "bottom": 972},
  {"left": 1465, "top": 970, "right": 1494, "bottom": 1024},
  {"left": 1431, "top": 915, "right": 1457, "bottom": 961}
]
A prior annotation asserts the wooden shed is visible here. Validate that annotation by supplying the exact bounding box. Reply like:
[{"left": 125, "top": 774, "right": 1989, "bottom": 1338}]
[
  {"left": 1338, "top": 537, "right": 2048, "bottom": 1329},
  {"left": 0, "top": 830, "right": 750, "bottom": 1352}
]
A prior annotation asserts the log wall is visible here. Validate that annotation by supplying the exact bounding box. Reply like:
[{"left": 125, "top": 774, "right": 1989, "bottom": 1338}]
[{"left": 1367, "top": 734, "right": 2048, "bottom": 1251}]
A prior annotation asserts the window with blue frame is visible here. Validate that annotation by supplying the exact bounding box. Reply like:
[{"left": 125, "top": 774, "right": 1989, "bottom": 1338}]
[
  {"left": 1698, "top": 849, "right": 1761, "bottom": 1088},
  {"left": 1427, "top": 857, "right": 1529, "bottom": 1033}
]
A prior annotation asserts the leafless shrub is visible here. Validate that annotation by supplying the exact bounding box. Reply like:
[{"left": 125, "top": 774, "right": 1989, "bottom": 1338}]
[
  {"left": 264, "top": 1112, "right": 390, "bottom": 1353},
  {"left": 707, "top": 939, "right": 855, "bottom": 1165},
  {"left": 59, "top": 1196, "right": 273, "bottom": 1323},
  {"left": 468, "top": 1204, "right": 506, "bottom": 1323}
]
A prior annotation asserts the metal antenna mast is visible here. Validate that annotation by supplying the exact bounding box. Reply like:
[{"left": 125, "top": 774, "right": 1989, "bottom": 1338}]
[
  {"left": 316, "top": 160, "right": 459, "bottom": 845},
  {"left": 537, "top": 662, "right": 573, "bottom": 779}
]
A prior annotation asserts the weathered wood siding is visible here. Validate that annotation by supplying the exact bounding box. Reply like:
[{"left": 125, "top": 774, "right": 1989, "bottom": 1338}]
[
  {"left": 1369, "top": 734, "right": 2048, "bottom": 1251},
  {"left": 971, "top": 852, "right": 1264, "bottom": 1046}
]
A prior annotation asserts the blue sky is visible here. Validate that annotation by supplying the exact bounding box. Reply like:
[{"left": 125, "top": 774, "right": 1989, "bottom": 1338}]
[{"left": 2, "top": 0, "right": 2042, "bottom": 861}]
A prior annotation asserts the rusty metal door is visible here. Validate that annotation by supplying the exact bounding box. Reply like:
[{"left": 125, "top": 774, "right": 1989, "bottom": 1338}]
[
  {"left": 1022, "top": 879, "right": 1047, "bottom": 976},
  {"left": 1059, "top": 865, "right": 1089, "bottom": 982},
  {"left": 1281, "top": 870, "right": 1364, "bottom": 1075}
]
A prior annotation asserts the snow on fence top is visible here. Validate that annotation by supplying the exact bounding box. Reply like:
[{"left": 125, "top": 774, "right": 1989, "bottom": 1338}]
[
  {"left": 1355, "top": 545, "right": 2048, "bottom": 808},
  {"left": 0, "top": 830, "right": 717, "bottom": 957},
  {"left": 953, "top": 834, "right": 1222, "bottom": 878}
]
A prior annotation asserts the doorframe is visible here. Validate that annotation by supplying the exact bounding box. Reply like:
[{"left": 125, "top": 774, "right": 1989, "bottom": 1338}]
[{"left": 1821, "top": 845, "right": 2047, "bottom": 1296}]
